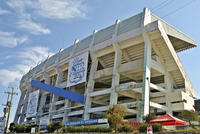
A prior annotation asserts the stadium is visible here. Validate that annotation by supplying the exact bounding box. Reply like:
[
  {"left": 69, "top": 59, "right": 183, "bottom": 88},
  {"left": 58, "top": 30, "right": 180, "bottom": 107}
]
[{"left": 14, "top": 8, "right": 197, "bottom": 126}]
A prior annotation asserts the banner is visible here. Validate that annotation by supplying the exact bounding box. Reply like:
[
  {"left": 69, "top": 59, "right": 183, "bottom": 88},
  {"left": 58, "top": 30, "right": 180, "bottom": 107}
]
[
  {"left": 67, "top": 52, "right": 89, "bottom": 87},
  {"left": 66, "top": 119, "right": 108, "bottom": 126},
  {"left": 0, "top": 117, "right": 5, "bottom": 134},
  {"left": 26, "top": 90, "right": 40, "bottom": 117}
]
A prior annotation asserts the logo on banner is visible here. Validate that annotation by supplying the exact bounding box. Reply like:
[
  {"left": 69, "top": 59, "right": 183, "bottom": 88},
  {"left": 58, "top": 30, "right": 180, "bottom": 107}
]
[
  {"left": 69, "top": 57, "right": 85, "bottom": 83},
  {"left": 27, "top": 90, "right": 39, "bottom": 117},
  {"left": 67, "top": 52, "right": 89, "bottom": 87}
]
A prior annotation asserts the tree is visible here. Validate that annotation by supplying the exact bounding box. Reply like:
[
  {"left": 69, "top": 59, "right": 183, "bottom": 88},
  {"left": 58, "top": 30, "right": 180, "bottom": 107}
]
[
  {"left": 179, "top": 110, "right": 199, "bottom": 126},
  {"left": 143, "top": 113, "right": 157, "bottom": 123},
  {"left": 105, "top": 104, "right": 128, "bottom": 133},
  {"left": 9, "top": 122, "right": 16, "bottom": 132},
  {"left": 150, "top": 113, "right": 157, "bottom": 120}
]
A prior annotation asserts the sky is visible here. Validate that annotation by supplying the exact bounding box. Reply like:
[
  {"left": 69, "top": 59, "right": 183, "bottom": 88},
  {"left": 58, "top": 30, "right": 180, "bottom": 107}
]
[{"left": 0, "top": 0, "right": 199, "bottom": 123}]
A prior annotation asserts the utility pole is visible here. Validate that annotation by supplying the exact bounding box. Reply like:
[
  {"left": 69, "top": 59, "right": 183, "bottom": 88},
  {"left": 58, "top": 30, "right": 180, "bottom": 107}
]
[
  {"left": 4, "top": 87, "right": 18, "bottom": 133},
  {"left": 2, "top": 93, "right": 10, "bottom": 118}
]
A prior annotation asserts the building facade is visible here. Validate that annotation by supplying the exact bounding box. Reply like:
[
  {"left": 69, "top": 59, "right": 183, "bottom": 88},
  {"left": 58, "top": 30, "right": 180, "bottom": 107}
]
[{"left": 14, "top": 8, "right": 197, "bottom": 125}]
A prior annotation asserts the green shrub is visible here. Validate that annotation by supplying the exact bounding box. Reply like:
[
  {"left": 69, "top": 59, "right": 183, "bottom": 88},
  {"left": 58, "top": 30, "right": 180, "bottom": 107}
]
[
  {"left": 118, "top": 125, "right": 134, "bottom": 132},
  {"left": 25, "top": 124, "right": 39, "bottom": 133},
  {"left": 139, "top": 123, "right": 162, "bottom": 132},
  {"left": 151, "top": 123, "right": 162, "bottom": 132},
  {"left": 12, "top": 124, "right": 39, "bottom": 133},
  {"left": 164, "top": 129, "right": 200, "bottom": 133},
  {"left": 139, "top": 123, "right": 148, "bottom": 132},
  {"left": 62, "top": 126, "right": 112, "bottom": 133},
  {"left": 15, "top": 125, "right": 25, "bottom": 133},
  {"left": 46, "top": 121, "right": 64, "bottom": 132}
]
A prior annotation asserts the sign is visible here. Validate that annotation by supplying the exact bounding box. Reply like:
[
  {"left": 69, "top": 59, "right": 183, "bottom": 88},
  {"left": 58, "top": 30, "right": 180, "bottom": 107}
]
[
  {"left": 40, "top": 125, "right": 47, "bottom": 130},
  {"left": 26, "top": 90, "right": 40, "bottom": 117},
  {"left": 67, "top": 52, "right": 89, "bottom": 87},
  {"left": 0, "top": 117, "right": 5, "bottom": 134},
  {"left": 66, "top": 119, "right": 108, "bottom": 126},
  {"left": 40, "top": 116, "right": 49, "bottom": 125},
  {"left": 31, "top": 128, "right": 35, "bottom": 133}
]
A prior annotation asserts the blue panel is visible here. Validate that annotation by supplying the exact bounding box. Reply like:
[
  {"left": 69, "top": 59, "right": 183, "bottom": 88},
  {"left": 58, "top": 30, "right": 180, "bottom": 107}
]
[
  {"left": 31, "top": 80, "right": 84, "bottom": 104},
  {"left": 66, "top": 119, "right": 98, "bottom": 126},
  {"left": 66, "top": 119, "right": 108, "bottom": 126}
]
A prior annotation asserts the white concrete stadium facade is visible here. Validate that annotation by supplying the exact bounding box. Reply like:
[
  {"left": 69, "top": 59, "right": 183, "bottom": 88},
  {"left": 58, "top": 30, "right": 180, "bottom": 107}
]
[{"left": 14, "top": 8, "right": 197, "bottom": 125}]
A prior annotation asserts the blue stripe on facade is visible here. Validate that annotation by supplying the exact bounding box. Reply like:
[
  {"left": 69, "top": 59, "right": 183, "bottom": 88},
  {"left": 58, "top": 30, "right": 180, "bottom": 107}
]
[{"left": 31, "top": 80, "right": 84, "bottom": 104}]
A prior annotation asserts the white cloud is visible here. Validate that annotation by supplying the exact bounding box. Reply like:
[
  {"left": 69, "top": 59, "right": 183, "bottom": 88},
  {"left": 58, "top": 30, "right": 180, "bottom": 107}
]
[
  {"left": 0, "top": 69, "right": 22, "bottom": 86},
  {"left": 0, "top": 8, "right": 10, "bottom": 15},
  {"left": 4, "top": 55, "right": 12, "bottom": 59},
  {"left": 18, "top": 46, "right": 54, "bottom": 65},
  {"left": 6, "top": 0, "right": 51, "bottom": 35},
  {"left": 0, "top": 31, "right": 28, "bottom": 47},
  {"left": 6, "top": 0, "right": 87, "bottom": 35},
  {"left": 17, "top": 19, "right": 51, "bottom": 35},
  {"left": 0, "top": 46, "right": 54, "bottom": 87},
  {"left": 28, "top": 0, "right": 86, "bottom": 19}
]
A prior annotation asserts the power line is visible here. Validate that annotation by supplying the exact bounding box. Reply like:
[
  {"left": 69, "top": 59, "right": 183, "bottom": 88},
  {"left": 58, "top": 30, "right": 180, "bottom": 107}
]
[
  {"left": 126, "top": 0, "right": 197, "bottom": 32},
  {"left": 162, "top": 0, "right": 196, "bottom": 18},
  {"left": 151, "top": 0, "right": 172, "bottom": 12}
]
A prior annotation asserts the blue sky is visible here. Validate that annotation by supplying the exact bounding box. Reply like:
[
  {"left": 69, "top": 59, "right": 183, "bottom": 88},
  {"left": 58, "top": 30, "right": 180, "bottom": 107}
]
[{"left": 0, "top": 0, "right": 199, "bottom": 123}]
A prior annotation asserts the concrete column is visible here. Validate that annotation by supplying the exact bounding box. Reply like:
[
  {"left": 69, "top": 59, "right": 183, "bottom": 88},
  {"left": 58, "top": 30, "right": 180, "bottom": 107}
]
[
  {"left": 136, "top": 96, "right": 142, "bottom": 122},
  {"left": 19, "top": 80, "right": 32, "bottom": 124},
  {"left": 83, "top": 30, "right": 98, "bottom": 120},
  {"left": 165, "top": 73, "right": 173, "bottom": 115},
  {"left": 110, "top": 19, "right": 121, "bottom": 105},
  {"left": 140, "top": 32, "right": 152, "bottom": 121},
  {"left": 14, "top": 89, "right": 26, "bottom": 124},
  {"left": 138, "top": 8, "right": 152, "bottom": 122},
  {"left": 63, "top": 99, "right": 70, "bottom": 123},
  {"left": 49, "top": 67, "right": 63, "bottom": 122},
  {"left": 36, "top": 73, "right": 50, "bottom": 123},
  {"left": 64, "top": 87, "right": 76, "bottom": 122}
]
